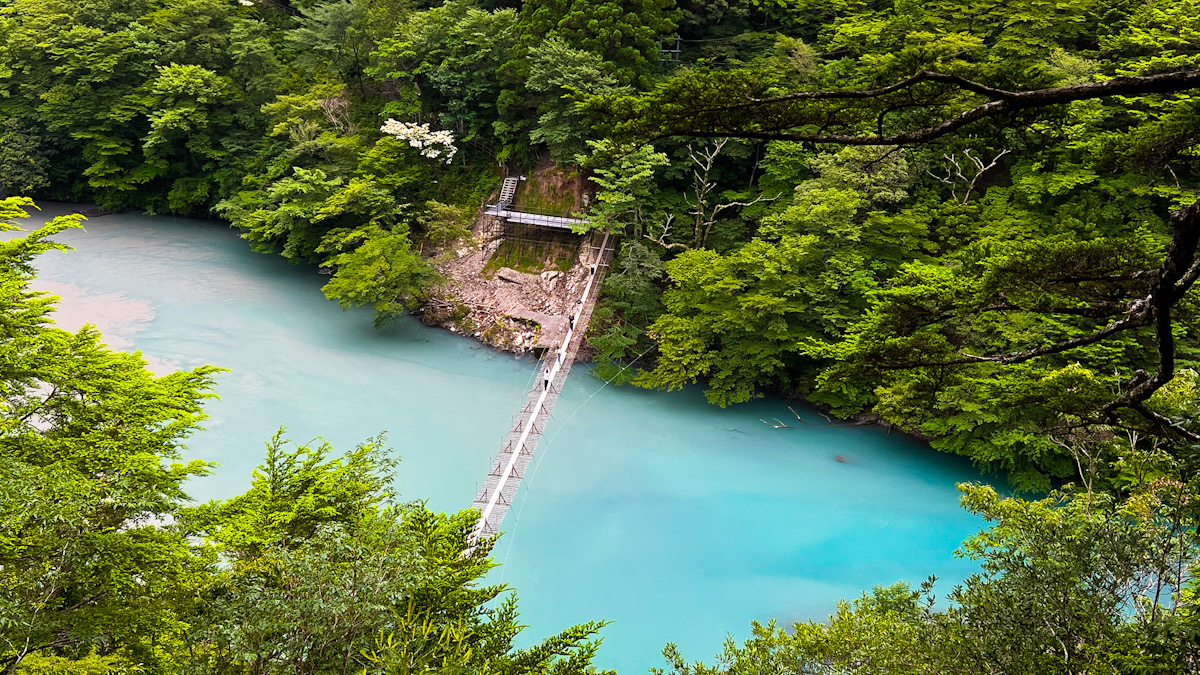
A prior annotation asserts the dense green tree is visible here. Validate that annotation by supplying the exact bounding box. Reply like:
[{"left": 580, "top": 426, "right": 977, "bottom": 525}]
[
  {"left": 0, "top": 198, "right": 220, "bottom": 674},
  {"left": 14, "top": 650, "right": 145, "bottom": 674},
  {"left": 371, "top": 0, "right": 520, "bottom": 142},
  {"left": 589, "top": 241, "right": 666, "bottom": 383},
  {"left": 0, "top": 199, "right": 601, "bottom": 673},
  {"left": 187, "top": 518, "right": 421, "bottom": 675},
  {"left": 141, "top": 63, "right": 240, "bottom": 211},
  {"left": 523, "top": 38, "right": 631, "bottom": 161},
  {"left": 319, "top": 220, "right": 435, "bottom": 326},
  {"left": 183, "top": 433, "right": 414, "bottom": 675},
  {"left": 518, "top": 0, "right": 679, "bottom": 87},
  {"left": 636, "top": 236, "right": 827, "bottom": 405},
  {"left": 575, "top": 139, "right": 669, "bottom": 235},
  {"left": 633, "top": 145, "right": 916, "bottom": 405},
  {"left": 417, "top": 200, "right": 473, "bottom": 250},
  {"left": 9, "top": 3, "right": 1200, "bottom": 673},
  {"left": 217, "top": 166, "right": 350, "bottom": 261},
  {"left": 808, "top": 229, "right": 1179, "bottom": 488},
  {"left": 183, "top": 429, "right": 607, "bottom": 675},
  {"left": 290, "top": 1, "right": 372, "bottom": 86},
  {"left": 585, "top": 0, "right": 1200, "bottom": 481},
  {"left": 184, "top": 430, "right": 396, "bottom": 558},
  {"left": 0, "top": 120, "right": 50, "bottom": 198},
  {"left": 0, "top": 0, "right": 268, "bottom": 211},
  {"left": 361, "top": 508, "right": 610, "bottom": 675}
]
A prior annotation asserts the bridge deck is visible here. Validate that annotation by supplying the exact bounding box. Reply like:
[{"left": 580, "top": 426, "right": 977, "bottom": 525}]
[
  {"left": 469, "top": 231, "right": 615, "bottom": 543},
  {"left": 483, "top": 204, "right": 588, "bottom": 230}
]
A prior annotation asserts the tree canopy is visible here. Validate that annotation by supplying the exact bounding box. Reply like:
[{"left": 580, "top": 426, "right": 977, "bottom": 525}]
[{"left": 6, "top": 1, "right": 1200, "bottom": 672}]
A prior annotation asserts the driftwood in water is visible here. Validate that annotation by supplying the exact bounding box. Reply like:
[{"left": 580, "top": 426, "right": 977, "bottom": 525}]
[{"left": 815, "top": 410, "right": 857, "bottom": 427}]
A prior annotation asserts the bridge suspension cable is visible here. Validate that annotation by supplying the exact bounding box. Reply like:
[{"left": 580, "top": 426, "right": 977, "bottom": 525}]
[{"left": 469, "top": 231, "right": 615, "bottom": 545}]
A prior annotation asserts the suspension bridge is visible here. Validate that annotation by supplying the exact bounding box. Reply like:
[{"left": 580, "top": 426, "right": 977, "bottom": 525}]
[{"left": 468, "top": 224, "right": 615, "bottom": 545}]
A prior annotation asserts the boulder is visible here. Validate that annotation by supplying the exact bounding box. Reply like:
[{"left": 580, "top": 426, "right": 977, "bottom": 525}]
[{"left": 497, "top": 267, "right": 537, "bottom": 284}]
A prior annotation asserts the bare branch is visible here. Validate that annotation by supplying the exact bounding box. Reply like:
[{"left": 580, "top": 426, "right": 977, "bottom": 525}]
[
  {"left": 736, "top": 70, "right": 1019, "bottom": 106},
  {"left": 927, "top": 148, "right": 1009, "bottom": 204},
  {"left": 889, "top": 309, "right": 1150, "bottom": 369},
  {"left": 645, "top": 214, "right": 690, "bottom": 251}
]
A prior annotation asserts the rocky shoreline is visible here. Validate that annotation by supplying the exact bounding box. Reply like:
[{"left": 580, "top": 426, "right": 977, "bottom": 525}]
[{"left": 418, "top": 215, "right": 596, "bottom": 357}]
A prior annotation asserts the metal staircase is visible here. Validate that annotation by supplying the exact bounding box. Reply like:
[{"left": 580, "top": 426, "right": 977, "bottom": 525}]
[{"left": 498, "top": 177, "right": 520, "bottom": 207}]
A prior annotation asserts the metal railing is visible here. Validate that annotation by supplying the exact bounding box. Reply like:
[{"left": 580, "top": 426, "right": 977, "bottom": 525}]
[{"left": 468, "top": 232, "right": 616, "bottom": 544}]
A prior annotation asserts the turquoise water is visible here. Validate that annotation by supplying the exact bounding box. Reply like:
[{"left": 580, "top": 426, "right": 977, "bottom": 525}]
[{"left": 17, "top": 205, "right": 988, "bottom": 672}]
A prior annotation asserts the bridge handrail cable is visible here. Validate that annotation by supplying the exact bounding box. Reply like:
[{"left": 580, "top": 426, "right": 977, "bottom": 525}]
[{"left": 470, "top": 231, "right": 613, "bottom": 542}]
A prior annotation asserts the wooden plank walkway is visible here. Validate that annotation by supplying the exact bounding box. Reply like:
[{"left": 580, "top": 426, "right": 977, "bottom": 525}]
[{"left": 469, "top": 231, "right": 616, "bottom": 544}]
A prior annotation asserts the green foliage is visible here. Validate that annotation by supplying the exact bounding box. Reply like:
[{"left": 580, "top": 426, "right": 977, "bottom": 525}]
[
  {"left": 572, "top": 0, "right": 1200, "bottom": 489},
  {"left": 318, "top": 221, "right": 434, "bottom": 326},
  {"left": 188, "top": 518, "right": 421, "bottom": 675},
  {"left": 0, "top": 119, "right": 51, "bottom": 198},
  {"left": 10, "top": 3, "right": 1200, "bottom": 671},
  {"left": 290, "top": 1, "right": 372, "bottom": 86},
  {"left": 947, "top": 483, "right": 1200, "bottom": 673},
  {"left": 0, "top": 200, "right": 606, "bottom": 674},
  {"left": 183, "top": 425, "right": 608, "bottom": 675},
  {"left": 418, "top": 200, "right": 473, "bottom": 250},
  {"left": 637, "top": 236, "right": 828, "bottom": 405},
  {"left": 141, "top": 63, "right": 239, "bottom": 211},
  {"left": 372, "top": 0, "right": 520, "bottom": 141},
  {"left": 518, "top": 0, "right": 679, "bottom": 87},
  {"left": 217, "top": 166, "right": 349, "bottom": 261},
  {"left": 0, "top": 199, "right": 220, "bottom": 674},
  {"left": 362, "top": 510, "right": 610, "bottom": 675},
  {"left": 809, "top": 229, "right": 1168, "bottom": 485},
  {"left": 0, "top": 0, "right": 252, "bottom": 211},
  {"left": 525, "top": 38, "right": 631, "bottom": 161},
  {"left": 182, "top": 434, "right": 418, "bottom": 675},
  {"left": 575, "top": 139, "right": 669, "bottom": 235},
  {"left": 16, "top": 651, "right": 144, "bottom": 675},
  {"left": 638, "top": 146, "right": 919, "bottom": 405},
  {"left": 590, "top": 241, "right": 665, "bottom": 384},
  {"left": 184, "top": 429, "right": 396, "bottom": 558}
]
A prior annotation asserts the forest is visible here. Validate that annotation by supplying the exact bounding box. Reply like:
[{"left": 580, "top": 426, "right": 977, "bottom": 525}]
[{"left": 2, "top": 0, "right": 1200, "bottom": 672}]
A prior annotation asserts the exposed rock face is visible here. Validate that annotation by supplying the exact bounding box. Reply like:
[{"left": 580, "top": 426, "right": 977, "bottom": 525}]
[{"left": 419, "top": 216, "right": 594, "bottom": 356}]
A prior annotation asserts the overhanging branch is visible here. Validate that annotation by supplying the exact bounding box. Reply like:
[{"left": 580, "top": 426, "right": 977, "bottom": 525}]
[{"left": 651, "top": 69, "right": 1200, "bottom": 146}]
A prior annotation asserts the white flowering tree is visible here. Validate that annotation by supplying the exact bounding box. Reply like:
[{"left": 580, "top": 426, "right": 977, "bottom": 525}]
[{"left": 379, "top": 119, "right": 458, "bottom": 164}]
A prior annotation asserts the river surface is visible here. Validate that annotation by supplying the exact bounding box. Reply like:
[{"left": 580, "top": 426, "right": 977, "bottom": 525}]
[{"left": 17, "top": 204, "right": 989, "bottom": 672}]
